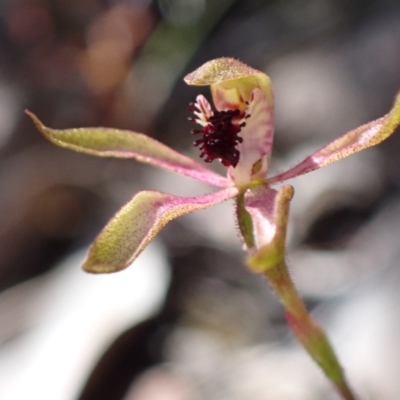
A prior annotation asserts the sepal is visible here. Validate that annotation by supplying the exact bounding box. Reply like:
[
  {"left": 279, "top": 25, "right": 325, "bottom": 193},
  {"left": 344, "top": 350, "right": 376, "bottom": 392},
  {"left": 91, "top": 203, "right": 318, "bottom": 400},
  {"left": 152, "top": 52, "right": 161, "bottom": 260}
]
[
  {"left": 82, "top": 187, "right": 238, "bottom": 273},
  {"left": 26, "top": 111, "right": 228, "bottom": 188},
  {"left": 184, "top": 58, "right": 273, "bottom": 110},
  {"left": 269, "top": 91, "right": 400, "bottom": 183}
]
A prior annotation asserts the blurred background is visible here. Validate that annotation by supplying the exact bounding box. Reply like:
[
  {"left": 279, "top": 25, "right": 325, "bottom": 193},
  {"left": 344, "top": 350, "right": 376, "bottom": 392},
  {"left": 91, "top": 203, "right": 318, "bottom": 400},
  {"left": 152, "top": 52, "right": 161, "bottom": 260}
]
[{"left": 0, "top": 0, "right": 400, "bottom": 399}]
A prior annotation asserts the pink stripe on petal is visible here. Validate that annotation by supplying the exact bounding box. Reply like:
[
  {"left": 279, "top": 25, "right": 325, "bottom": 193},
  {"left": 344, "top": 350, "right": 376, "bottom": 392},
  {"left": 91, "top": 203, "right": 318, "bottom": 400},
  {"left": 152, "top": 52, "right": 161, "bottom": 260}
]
[
  {"left": 26, "top": 111, "right": 229, "bottom": 188},
  {"left": 83, "top": 187, "right": 238, "bottom": 273}
]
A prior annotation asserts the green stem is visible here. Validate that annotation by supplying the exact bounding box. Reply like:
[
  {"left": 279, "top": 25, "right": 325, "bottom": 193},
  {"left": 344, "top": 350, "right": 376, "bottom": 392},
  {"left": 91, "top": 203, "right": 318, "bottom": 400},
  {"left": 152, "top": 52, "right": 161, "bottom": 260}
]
[
  {"left": 264, "top": 260, "right": 357, "bottom": 400},
  {"left": 236, "top": 191, "right": 255, "bottom": 249},
  {"left": 243, "top": 185, "right": 355, "bottom": 398}
]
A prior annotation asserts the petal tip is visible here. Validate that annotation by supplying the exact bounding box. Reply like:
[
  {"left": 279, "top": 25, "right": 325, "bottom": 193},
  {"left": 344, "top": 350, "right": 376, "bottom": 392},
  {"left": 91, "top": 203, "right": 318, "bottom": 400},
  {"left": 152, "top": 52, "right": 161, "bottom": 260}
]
[
  {"left": 25, "top": 109, "right": 40, "bottom": 126},
  {"left": 82, "top": 260, "right": 127, "bottom": 274},
  {"left": 25, "top": 110, "right": 50, "bottom": 139}
]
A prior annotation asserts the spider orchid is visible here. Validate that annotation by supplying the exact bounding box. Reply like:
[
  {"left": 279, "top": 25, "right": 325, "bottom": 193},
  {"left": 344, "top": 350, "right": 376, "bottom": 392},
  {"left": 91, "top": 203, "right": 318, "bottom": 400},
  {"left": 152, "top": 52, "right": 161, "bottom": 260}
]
[{"left": 27, "top": 58, "right": 400, "bottom": 400}]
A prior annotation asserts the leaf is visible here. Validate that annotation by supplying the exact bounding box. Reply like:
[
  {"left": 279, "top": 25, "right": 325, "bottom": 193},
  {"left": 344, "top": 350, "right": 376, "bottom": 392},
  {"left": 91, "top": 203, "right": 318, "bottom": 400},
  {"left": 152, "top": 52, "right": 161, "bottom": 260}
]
[
  {"left": 83, "top": 187, "right": 238, "bottom": 273},
  {"left": 26, "top": 111, "right": 229, "bottom": 188}
]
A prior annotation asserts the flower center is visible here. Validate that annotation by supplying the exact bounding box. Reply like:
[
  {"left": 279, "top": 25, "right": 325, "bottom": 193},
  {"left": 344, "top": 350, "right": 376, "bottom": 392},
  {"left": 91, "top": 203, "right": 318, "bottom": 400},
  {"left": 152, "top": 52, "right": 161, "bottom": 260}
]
[{"left": 189, "top": 103, "right": 248, "bottom": 167}]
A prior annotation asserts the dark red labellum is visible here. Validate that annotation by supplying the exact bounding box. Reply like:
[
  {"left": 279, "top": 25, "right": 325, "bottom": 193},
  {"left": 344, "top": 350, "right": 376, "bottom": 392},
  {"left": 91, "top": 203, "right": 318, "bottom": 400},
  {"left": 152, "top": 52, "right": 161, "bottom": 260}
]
[{"left": 189, "top": 104, "right": 247, "bottom": 167}]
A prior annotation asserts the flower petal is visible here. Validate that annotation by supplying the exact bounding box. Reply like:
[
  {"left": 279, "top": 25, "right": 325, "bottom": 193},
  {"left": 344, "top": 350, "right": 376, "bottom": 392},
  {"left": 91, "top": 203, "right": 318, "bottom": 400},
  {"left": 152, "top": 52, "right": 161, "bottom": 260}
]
[
  {"left": 228, "top": 88, "right": 274, "bottom": 187},
  {"left": 83, "top": 187, "right": 238, "bottom": 273},
  {"left": 268, "top": 91, "right": 400, "bottom": 183},
  {"left": 26, "top": 111, "right": 229, "bottom": 188},
  {"left": 184, "top": 58, "right": 273, "bottom": 111},
  {"left": 245, "top": 185, "right": 294, "bottom": 272}
]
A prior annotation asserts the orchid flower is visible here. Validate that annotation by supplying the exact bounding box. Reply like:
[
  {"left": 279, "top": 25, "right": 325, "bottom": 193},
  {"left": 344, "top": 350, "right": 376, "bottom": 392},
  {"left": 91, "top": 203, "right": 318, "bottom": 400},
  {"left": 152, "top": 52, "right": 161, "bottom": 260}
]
[{"left": 27, "top": 58, "right": 400, "bottom": 400}]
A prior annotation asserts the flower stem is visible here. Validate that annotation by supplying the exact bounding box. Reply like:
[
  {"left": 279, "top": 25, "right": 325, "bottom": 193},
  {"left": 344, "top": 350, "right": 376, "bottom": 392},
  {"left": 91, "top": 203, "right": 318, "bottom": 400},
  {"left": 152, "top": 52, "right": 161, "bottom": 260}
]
[
  {"left": 263, "top": 260, "right": 357, "bottom": 400},
  {"left": 236, "top": 191, "right": 255, "bottom": 249}
]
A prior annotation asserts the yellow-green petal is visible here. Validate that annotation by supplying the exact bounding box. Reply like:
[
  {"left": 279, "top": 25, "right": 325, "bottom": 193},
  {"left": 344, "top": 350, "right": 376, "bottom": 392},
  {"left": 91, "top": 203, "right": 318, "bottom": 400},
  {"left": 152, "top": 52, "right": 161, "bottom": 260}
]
[
  {"left": 83, "top": 187, "right": 238, "bottom": 273},
  {"left": 269, "top": 91, "right": 400, "bottom": 183},
  {"left": 26, "top": 111, "right": 228, "bottom": 188},
  {"left": 184, "top": 58, "right": 273, "bottom": 110}
]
